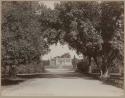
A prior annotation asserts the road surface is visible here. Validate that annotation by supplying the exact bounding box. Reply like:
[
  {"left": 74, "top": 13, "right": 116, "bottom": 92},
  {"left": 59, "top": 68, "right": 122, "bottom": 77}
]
[{"left": 1, "top": 68, "right": 124, "bottom": 96}]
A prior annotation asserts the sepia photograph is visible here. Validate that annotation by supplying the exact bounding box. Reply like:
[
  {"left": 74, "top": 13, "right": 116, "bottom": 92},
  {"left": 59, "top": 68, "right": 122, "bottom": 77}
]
[{"left": 1, "top": 0, "right": 124, "bottom": 96}]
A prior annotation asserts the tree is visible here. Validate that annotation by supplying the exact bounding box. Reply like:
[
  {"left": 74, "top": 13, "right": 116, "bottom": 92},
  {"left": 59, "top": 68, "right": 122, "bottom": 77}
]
[
  {"left": 41, "top": 1, "right": 124, "bottom": 79},
  {"left": 2, "top": 1, "right": 50, "bottom": 76},
  {"left": 53, "top": 1, "right": 104, "bottom": 75},
  {"left": 98, "top": 1, "right": 124, "bottom": 79}
]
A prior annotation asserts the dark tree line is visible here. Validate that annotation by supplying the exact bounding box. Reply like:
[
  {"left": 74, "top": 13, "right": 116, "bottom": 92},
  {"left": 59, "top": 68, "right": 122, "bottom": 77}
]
[
  {"left": 39, "top": 1, "right": 124, "bottom": 79},
  {"left": 1, "top": 1, "right": 50, "bottom": 76},
  {"left": 1, "top": 1, "right": 124, "bottom": 79}
]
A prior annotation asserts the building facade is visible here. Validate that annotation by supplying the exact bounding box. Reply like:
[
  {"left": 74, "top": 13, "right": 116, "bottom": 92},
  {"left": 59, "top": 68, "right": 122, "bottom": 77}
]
[{"left": 50, "top": 53, "right": 72, "bottom": 68}]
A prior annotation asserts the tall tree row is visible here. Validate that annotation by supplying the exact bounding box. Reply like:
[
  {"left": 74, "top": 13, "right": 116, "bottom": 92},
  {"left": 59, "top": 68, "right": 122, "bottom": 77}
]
[
  {"left": 41, "top": 1, "right": 124, "bottom": 79},
  {"left": 1, "top": 1, "right": 50, "bottom": 75},
  {"left": 1, "top": 1, "right": 124, "bottom": 79}
]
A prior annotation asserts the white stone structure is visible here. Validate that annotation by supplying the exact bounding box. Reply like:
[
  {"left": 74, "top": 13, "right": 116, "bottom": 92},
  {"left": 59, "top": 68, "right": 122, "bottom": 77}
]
[
  {"left": 50, "top": 53, "right": 72, "bottom": 68},
  {"left": 56, "top": 57, "right": 72, "bottom": 68}
]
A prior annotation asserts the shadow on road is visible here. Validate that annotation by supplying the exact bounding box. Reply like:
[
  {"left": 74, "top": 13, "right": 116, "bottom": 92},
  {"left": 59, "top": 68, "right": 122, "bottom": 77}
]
[
  {"left": 17, "top": 68, "right": 97, "bottom": 80},
  {"left": 2, "top": 68, "right": 98, "bottom": 86}
]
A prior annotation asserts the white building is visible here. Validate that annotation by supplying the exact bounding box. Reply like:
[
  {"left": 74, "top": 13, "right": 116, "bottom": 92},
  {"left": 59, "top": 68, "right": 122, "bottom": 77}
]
[{"left": 50, "top": 53, "right": 72, "bottom": 68}]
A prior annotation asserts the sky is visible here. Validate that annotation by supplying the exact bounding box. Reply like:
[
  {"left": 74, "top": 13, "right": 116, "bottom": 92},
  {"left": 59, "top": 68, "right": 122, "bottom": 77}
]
[
  {"left": 42, "top": 43, "right": 83, "bottom": 60},
  {"left": 39, "top": 1, "right": 60, "bottom": 9},
  {"left": 39, "top": 1, "right": 82, "bottom": 60}
]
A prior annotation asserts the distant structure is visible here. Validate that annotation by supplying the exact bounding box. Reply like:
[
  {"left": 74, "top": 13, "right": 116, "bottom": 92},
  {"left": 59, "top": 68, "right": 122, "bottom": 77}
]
[{"left": 50, "top": 53, "right": 72, "bottom": 68}]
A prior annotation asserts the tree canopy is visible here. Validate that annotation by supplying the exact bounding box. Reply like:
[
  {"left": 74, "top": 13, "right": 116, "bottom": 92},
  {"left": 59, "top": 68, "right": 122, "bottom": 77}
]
[
  {"left": 40, "top": 1, "right": 124, "bottom": 78},
  {"left": 2, "top": 1, "right": 50, "bottom": 66},
  {"left": 2, "top": 1, "right": 124, "bottom": 78}
]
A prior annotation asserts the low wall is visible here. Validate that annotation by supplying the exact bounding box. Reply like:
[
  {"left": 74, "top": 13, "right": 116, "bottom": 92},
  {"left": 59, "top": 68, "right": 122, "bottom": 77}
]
[{"left": 86, "top": 73, "right": 124, "bottom": 89}]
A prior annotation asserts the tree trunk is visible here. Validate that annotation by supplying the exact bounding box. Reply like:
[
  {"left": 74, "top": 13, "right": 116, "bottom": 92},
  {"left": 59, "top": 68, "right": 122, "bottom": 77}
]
[
  {"left": 89, "top": 66, "right": 92, "bottom": 73},
  {"left": 9, "top": 65, "right": 17, "bottom": 78},
  {"left": 88, "top": 56, "right": 92, "bottom": 73},
  {"left": 100, "top": 68, "right": 110, "bottom": 81},
  {"left": 41, "top": 62, "right": 45, "bottom": 72},
  {"left": 93, "top": 57, "right": 110, "bottom": 80},
  {"left": 40, "top": 56, "right": 45, "bottom": 72}
]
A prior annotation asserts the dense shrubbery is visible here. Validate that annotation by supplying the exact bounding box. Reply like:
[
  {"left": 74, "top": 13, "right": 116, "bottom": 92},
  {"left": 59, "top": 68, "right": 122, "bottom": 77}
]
[
  {"left": 16, "top": 62, "right": 44, "bottom": 74},
  {"left": 1, "top": 1, "right": 50, "bottom": 77},
  {"left": 76, "top": 60, "right": 89, "bottom": 73}
]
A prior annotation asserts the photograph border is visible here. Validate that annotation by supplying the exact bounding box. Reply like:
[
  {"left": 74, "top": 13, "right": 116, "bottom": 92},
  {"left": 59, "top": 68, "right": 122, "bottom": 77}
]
[{"left": 0, "top": 0, "right": 124, "bottom": 98}]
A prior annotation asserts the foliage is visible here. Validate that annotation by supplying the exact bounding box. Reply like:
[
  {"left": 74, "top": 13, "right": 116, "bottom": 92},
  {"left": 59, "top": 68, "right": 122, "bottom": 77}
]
[
  {"left": 77, "top": 60, "right": 89, "bottom": 73},
  {"left": 2, "top": 1, "right": 124, "bottom": 79},
  {"left": 44, "top": 1, "right": 124, "bottom": 78},
  {"left": 1, "top": 1, "right": 50, "bottom": 72}
]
